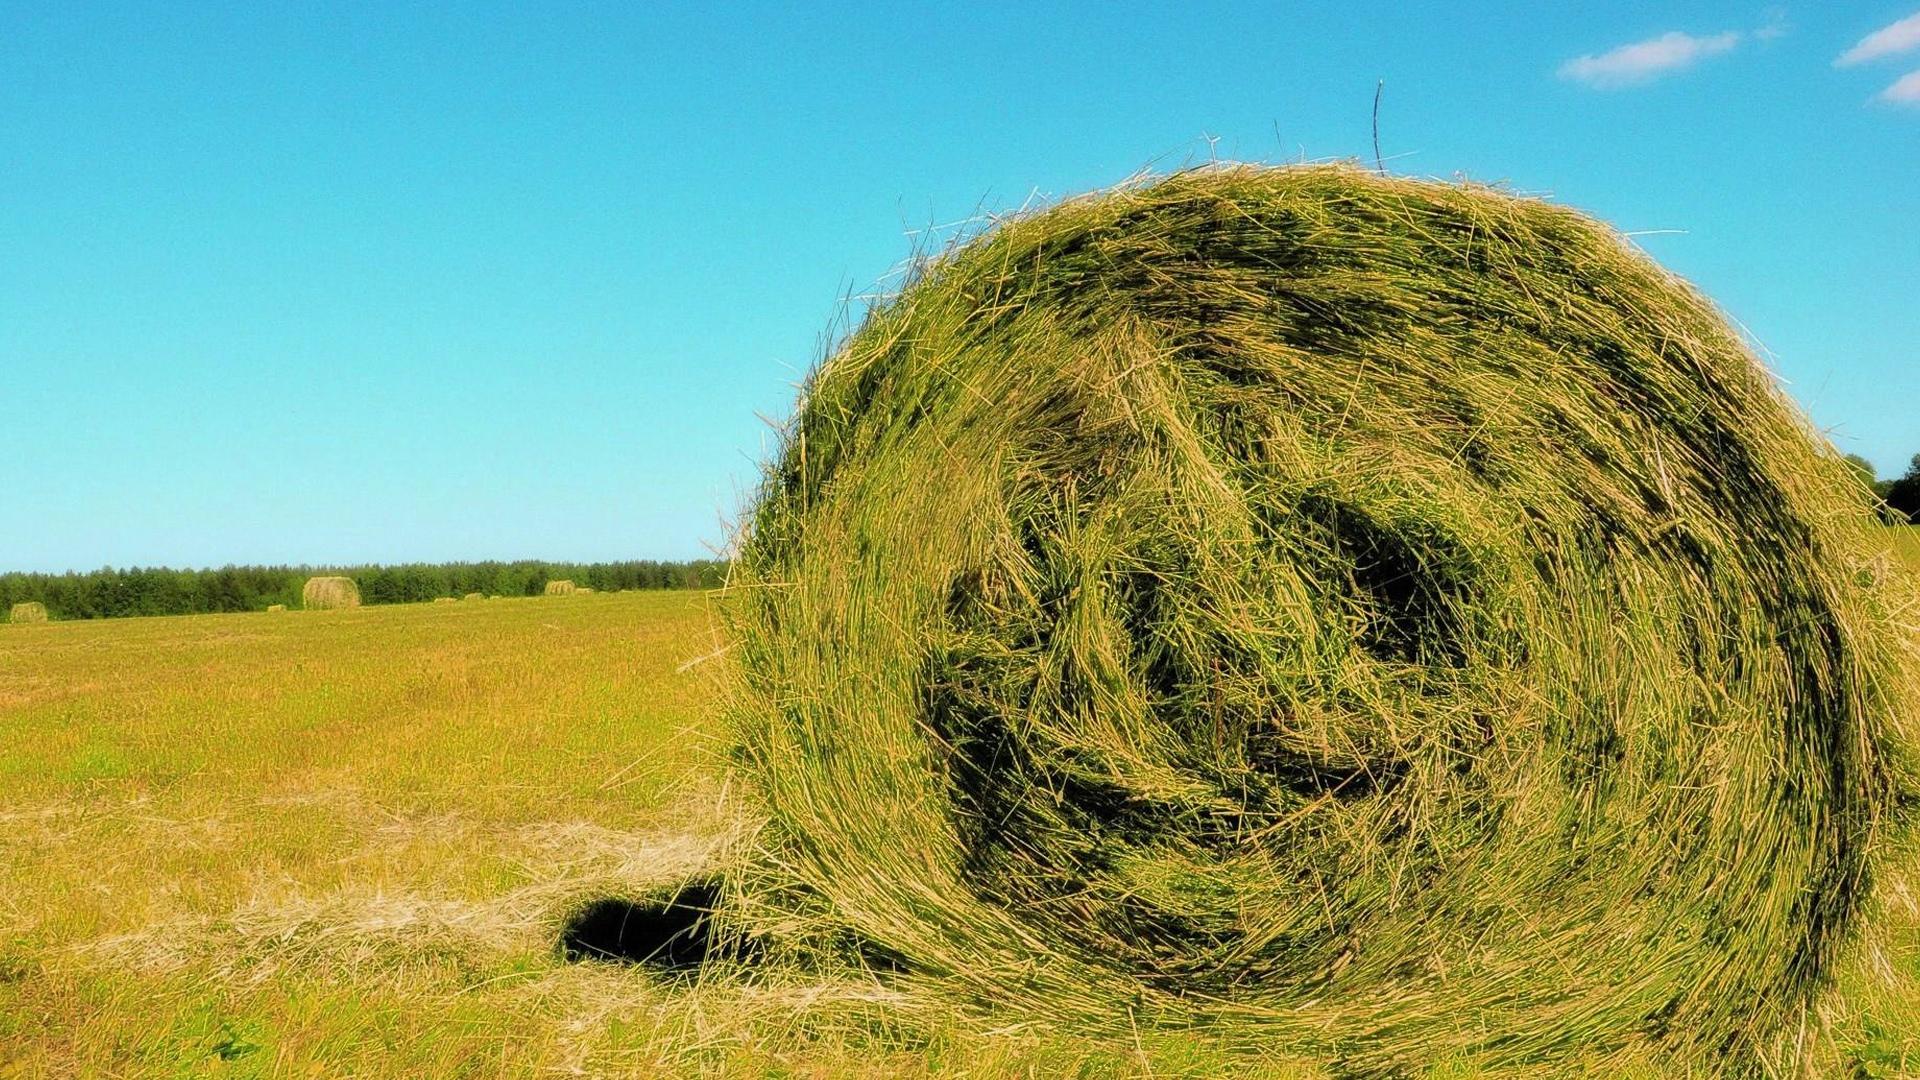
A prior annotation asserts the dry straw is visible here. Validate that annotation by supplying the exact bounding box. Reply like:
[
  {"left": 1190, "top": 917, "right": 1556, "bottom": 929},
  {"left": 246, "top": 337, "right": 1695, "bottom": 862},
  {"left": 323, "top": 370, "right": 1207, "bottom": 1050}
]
[
  {"left": 724, "top": 164, "right": 1918, "bottom": 1075},
  {"left": 544, "top": 580, "right": 578, "bottom": 596},
  {"left": 266, "top": 604, "right": 286, "bottom": 613},
  {"left": 301, "top": 576, "right": 361, "bottom": 611},
  {"left": 7, "top": 601, "right": 48, "bottom": 624}
]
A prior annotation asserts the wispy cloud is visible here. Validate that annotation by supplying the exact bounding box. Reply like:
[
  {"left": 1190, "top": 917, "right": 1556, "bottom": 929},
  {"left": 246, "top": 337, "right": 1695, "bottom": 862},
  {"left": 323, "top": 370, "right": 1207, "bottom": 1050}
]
[
  {"left": 1559, "top": 30, "right": 1743, "bottom": 89},
  {"left": 1836, "top": 10, "right": 1920, "bottom": 66},
  {"left": 1879, "top": 69, "right": 1920, "bottom": 104}
]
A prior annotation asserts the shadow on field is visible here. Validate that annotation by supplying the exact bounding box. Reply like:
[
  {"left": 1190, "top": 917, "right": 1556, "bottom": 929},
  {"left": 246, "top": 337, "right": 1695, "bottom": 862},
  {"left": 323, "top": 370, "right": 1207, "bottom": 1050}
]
[{"left": 559, "top": 882, "right": 744, "bottom": 974}]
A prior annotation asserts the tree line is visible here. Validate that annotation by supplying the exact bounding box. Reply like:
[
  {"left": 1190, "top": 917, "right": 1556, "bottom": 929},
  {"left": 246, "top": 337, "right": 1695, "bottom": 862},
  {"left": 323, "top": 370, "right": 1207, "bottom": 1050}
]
[
  {"left": 0, "top": 559, "right": 725, "bottom": 622},
  {"left": 1847, "top": 454, "right": 1920, "bottom": 525}
]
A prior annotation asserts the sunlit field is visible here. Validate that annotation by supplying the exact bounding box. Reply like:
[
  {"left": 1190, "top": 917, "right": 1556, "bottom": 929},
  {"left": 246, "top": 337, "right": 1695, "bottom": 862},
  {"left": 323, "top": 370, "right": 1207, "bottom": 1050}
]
[{"left": 2, "top": 541, "right": 1916, "bottom": 1077}]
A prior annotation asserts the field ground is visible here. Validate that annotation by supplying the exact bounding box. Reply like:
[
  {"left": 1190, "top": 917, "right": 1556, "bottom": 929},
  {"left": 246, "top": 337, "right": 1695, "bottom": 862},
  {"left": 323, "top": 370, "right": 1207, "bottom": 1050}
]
[{"left": 3, "top": 537, "right": 1918, "bottom": 1077}]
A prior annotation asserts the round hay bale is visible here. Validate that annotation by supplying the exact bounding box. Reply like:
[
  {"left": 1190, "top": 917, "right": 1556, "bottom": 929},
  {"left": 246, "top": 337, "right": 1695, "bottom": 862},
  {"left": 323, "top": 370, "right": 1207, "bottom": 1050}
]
[
  {"left": 725, "top": 165, "right": 1916, "bottom": 1073},
  {"left": 266, "top": 603, "right": 287, "bottom": 613},
  {"left": 301, "top": 576, "right": 361, "bottom": 610},
  {"left": 7, "top": 601, "right": 49, "bottom": 624},
  {"left": 544, "top": 580, "right": 578, "bottom": 596},
  {"left": 464, "top": 592, "right": 485, "bottom": 601}
]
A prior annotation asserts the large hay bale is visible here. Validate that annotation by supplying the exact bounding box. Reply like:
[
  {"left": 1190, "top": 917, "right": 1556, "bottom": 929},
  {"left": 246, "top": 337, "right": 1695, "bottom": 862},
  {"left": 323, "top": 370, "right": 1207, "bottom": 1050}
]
[
  {"left": 725, "top": 165, "right": 1916, "bottom": 1074},
  {"left": 7, "top": 601, "right": 48, "bottom": 624},
  {"left": 301, "top": 576, "right": 360, "bottom": 610},
  {"left": 544, "top": 580, "right": 578, "bottom": 596}
]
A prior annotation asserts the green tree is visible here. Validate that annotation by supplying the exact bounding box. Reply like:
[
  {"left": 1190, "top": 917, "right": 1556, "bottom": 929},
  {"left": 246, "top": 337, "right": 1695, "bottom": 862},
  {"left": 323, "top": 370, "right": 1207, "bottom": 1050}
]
[
  {"left": 1884, "top": 454, "right": 1920, "bottom": 525},
  {"left": 1843, "top": 453, "right": 1877, "bottom": 491}
]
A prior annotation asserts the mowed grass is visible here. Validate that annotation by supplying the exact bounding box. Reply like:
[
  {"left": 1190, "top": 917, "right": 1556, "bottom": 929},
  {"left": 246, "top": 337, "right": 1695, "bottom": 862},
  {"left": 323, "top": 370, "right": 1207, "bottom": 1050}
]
[
  {"left": 2, "top": 543, "right": 1917, "bottom": 1078},
  {"left": 0, "top": 592, "right": 1281, "bottom": 1078}
]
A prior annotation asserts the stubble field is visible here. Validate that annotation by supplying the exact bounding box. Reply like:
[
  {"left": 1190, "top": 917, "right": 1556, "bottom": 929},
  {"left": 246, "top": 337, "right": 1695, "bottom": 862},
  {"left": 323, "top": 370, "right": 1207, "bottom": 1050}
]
[{"left": 3, "top": 539, "right": 1917, "bottom": 1078}]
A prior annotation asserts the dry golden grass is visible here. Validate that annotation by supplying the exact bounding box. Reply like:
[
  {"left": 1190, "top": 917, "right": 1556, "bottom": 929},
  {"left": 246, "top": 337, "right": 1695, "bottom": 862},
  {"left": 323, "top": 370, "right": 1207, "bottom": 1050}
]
[
  {"left": 1, "top": 548, "right": 1914, "bottom": 1077},
  {"left": 0, "top": 592, "right": 1287, "bottom": 1077},
  {"left": 1890, "top": 525, "right": 1920, "bottom": 569}
]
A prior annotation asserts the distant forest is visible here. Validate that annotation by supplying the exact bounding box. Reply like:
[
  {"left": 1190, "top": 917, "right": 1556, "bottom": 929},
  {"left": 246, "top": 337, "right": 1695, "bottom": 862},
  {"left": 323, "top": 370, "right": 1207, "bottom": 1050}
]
[
  {"left": 1855, "top": 454, "right": 1920, "bottom": 525},
  {"left": 0, "top": 559, "right": 724, "bottom": 622}
]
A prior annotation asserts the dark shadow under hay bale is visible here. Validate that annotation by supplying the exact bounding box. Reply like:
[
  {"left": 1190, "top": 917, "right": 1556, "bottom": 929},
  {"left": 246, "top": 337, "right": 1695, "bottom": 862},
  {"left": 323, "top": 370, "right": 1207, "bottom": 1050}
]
[{"left": 559, "top": 882, "right": 747, "bottom": 974}]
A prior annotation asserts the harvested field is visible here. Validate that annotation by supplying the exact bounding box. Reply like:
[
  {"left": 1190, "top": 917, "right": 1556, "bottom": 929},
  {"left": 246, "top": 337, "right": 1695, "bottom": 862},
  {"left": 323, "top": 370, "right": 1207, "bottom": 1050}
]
[{"left": 0, "top": 570, "right": 1913, "bottom": 1075}]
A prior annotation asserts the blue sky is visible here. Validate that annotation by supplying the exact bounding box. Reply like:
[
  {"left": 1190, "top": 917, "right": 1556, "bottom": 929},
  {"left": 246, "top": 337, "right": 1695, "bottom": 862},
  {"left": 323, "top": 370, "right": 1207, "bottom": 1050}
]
[{"left": 2, "top": 2, "right": 1915, "bottom": 574}]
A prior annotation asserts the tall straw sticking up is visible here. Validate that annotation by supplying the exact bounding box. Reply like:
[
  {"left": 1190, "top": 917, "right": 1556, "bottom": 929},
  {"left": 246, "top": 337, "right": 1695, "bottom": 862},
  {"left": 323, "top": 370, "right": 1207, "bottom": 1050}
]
[
  {"left": 301, "top": 576, "right": 361, "bottom": 611},
  {"left": 724, "top": 164, "right": 1918, "bottom": 1075},
  {"left": 7, "top": 601, "right": 48, "bottom": 624}
]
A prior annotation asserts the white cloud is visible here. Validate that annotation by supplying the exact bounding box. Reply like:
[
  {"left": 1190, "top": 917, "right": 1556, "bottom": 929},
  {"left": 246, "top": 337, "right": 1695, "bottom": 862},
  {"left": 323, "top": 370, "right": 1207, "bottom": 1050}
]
[
  {"left": 1879, "top": 68, "right": 1920, "bottom": 104},
  {"left": 1559, "top": 30, "right": 1743, "bottom": 89},
  {"left": 1837, "top": 10, "right": 1920, "bottom": 66}
]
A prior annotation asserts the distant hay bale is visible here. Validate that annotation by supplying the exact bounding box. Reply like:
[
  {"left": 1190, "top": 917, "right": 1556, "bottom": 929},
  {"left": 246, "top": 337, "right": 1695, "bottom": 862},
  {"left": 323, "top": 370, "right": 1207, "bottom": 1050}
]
[
  {"left": 725, "top": 165, "right": 1917, "bottom": 1074},
  {"left": 577, "top": 586, "right": 595, "bottom": 594},
  {"left": 464, "top": 592, "right": 484, "bottom": 601},
  {"left": 433, "top": 596, "right": 456, "bottom": 604},
  {"left": 7, "top": 601, "right": 48, "bottom": 624},
  {"left": 301, "top": 576, "right": 361, "bottom": 611},
  {"left": 543, "top": 580, "right": 578, "bottom": 596},
  {"left": 266, "top": 604, "right": 286, "bottom": 613}
]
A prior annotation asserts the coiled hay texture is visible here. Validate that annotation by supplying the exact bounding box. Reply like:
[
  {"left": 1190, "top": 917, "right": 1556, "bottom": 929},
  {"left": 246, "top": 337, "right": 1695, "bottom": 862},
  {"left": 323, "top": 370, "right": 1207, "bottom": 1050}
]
[
  {"left": 301, "top": 576, "right": 360, "bottom": 610},
  {"left": 724, "top": 165, "right": 1915, "bottom": 1074},
  {"left": 545, "top": 579, "right": 578, "bottom": 596},
  {"left": 8, "top": 601, "right": 49, "bottom": 624}
]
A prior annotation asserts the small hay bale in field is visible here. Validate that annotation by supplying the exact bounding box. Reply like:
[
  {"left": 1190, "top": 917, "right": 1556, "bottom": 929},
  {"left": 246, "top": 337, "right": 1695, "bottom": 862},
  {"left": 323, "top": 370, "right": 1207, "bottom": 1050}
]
[
  {"left": 464, "top": 592, "right": 484, "bottom": 601},
  {"left": 433, "top": 596, "right": 456, "bottom": 604},
  {"left": 266, "top": 604, "right": 286, "bottom": 613},
  {"left": 577, "top": 586, "right": 595, "bottom": 594},
  {"left": 301, "top": 576, "right": 361, "bottom": 610},
  {"left": 544, "top": 580, "right": 578, "bottom": 596},
  {"left": 724, "top": 164, "right": 1918, "bottom": 1075},
  {"left": 7, "top": 601, "right": 48, "bottom": 624}
]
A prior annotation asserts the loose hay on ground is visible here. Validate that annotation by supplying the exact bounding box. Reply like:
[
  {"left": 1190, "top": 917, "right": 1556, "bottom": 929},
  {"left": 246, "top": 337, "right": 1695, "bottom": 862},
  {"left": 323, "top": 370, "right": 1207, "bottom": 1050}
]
[{"left": 723, "top": 163, "right": 1919, "bottom": 1076}]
